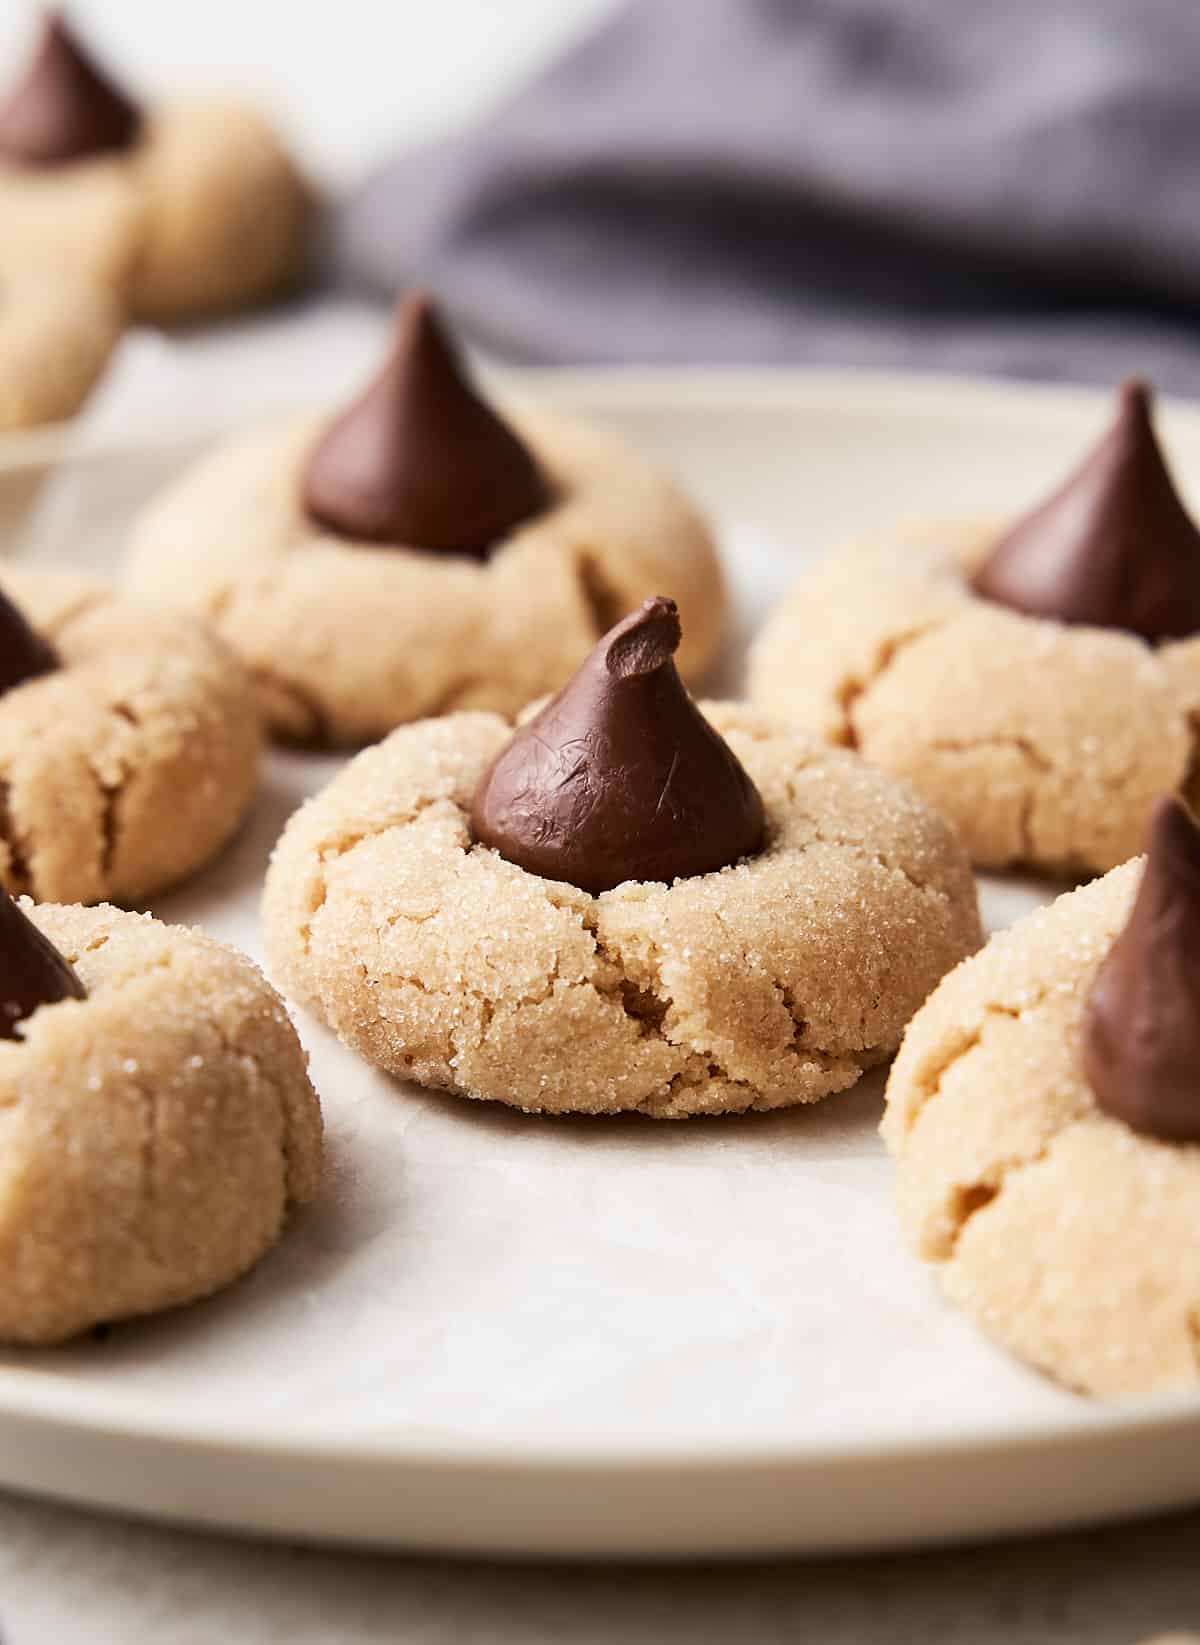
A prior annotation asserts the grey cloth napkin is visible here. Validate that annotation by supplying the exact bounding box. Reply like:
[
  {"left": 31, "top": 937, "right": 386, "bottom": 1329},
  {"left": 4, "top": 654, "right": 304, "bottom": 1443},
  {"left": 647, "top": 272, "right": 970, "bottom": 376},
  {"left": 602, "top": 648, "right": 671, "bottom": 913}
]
[{"left": 334, "top": 0, "right": 1200, "bottom": 388}]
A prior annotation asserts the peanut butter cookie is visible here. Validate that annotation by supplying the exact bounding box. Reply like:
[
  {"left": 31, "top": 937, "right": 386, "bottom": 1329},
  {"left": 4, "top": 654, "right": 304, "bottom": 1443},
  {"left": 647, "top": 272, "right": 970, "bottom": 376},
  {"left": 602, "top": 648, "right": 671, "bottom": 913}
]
[
  {"left": 0, "top": 894, "right": 320, "bottom": 1344},
  {"left": 0, "top": 568, "right": 261, "bottom": 904},
  {"left": 750, "top": 381, "right": 1200, "bottom": 876},
  {"left": 264, "top": 603, "right": 979, "bottom": 1117}
]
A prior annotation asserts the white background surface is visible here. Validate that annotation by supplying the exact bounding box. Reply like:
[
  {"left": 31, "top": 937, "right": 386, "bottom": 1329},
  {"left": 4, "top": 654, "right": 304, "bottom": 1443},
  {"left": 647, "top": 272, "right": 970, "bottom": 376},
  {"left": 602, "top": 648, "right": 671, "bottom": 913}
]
[
  {"left": 0, "top": 0, "right": 619, "bottom": 183},
  {"left": 1, "top": 1, "right": 1200, "bottom": 1639}
]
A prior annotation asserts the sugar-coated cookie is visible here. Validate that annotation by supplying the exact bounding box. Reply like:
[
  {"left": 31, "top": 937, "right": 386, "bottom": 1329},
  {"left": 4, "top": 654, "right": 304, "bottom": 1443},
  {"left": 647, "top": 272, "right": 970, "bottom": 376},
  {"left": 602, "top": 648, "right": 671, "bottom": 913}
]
[
  {"left": 0, "top": 254, "right": 123, "bottom": 430},
  {"left": 750, "top": 380, "right": 1200, "bottom": 875},
  {"left": 264, "top": 602, "right": 979, "bottom": 1117},
  {"left": 0, "top": 568, "right": 261, "bottom": 904},
  {"left": 883, "top": 797, "right": 1200, "bottom": 1397},
  {"left": 0, "top": 894, "right": 320, "bottom": 1343},
  {"left": 125, "top": 296, "right": 725, "bottom": 746},
  {"left": 0, "top": 16, "right": 311, "bottom": 320}
]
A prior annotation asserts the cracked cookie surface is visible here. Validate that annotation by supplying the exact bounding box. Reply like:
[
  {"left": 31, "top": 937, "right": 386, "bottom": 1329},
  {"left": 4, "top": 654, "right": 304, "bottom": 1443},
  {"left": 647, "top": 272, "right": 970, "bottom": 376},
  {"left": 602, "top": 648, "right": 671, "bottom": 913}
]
[
  {"left": 0, "top": 900, "right": 321, "bottom": 1343},
  {"left": 1, "top": 99, "right": 311, "bottom": 320},
  {"left": 747, "top": 519, "right": 1200, "bottom": 874},
  {"left": 124, "top": 407, "right": 725, "bottom": 747},
  {"left": 262, "top": 703, "right": 981, "bottom": 1117},
  {"left": 883, "top": 861, "right": 1200, "bottom": 1396},
  {"left": 0, "top": 568, "right": 261, "bottom": 904},
  {"left": 0, "top": 257, "right": 124, "bottom": 431}
]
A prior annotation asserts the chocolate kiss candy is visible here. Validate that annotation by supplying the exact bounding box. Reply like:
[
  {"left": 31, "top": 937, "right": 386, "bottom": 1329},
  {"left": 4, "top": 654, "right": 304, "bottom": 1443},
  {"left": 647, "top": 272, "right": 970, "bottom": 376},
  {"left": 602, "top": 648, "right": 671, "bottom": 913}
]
[
  {"left": 972, "top": 378, "right": 1200, "bottom": 642},
  {"left": 471, "top": 597, "right": 765, "bottom": 894},
  {"left": 0, "top": 13, "right": 141, "bottom": 166},
  {"left": 302, "top": 292, "right": 550, "bottom": 557},
  {"left": 0, "top": 591, "right": 59, "bottom": 699},
  {"left": 1083, "top": 795, "right": 1200, "bottom": 1142},
  {"left": 0, "top": 890, "right": 85, "bottom": 1041}
]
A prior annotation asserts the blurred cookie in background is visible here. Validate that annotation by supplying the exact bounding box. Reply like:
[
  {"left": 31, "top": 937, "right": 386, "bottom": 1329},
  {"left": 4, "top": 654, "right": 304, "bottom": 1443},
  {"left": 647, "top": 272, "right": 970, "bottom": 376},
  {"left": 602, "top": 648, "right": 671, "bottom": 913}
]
[
  {"left": 0, "top": 252, "right": 124, "bottom": 433},
  {"left": 0, "top": 12, "right": 315, "bottom": 321}
]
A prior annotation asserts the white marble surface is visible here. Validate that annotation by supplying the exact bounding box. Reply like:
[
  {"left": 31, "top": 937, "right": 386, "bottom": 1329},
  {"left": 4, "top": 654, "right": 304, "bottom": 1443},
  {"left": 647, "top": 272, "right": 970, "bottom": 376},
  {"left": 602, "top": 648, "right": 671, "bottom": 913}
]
[{"left": 0, "top": 1488, "right": 1197, "bottom": 1643}]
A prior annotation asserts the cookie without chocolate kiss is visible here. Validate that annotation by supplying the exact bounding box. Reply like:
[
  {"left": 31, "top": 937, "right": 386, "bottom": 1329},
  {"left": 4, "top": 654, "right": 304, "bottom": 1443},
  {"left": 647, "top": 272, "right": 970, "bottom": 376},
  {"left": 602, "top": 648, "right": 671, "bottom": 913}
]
[
  {"left": 264, "top": 702, "right": 980, "bottom": 1117},
  {"left": 884, "top": 856, "right": 1200, "bottom": 1397},
  {"left": 0, "top": 901, "right": 321, "bottom": 1344}
]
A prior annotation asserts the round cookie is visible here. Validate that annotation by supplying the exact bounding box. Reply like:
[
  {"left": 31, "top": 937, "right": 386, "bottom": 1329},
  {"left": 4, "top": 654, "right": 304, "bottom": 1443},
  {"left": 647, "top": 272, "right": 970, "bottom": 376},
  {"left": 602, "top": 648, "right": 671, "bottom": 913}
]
[
  {"left": 124, "top": 314, "right": 725, "bottom": 746},
  {"left": 121, "top": 98, "right": 313, "bottom": 321},
  {"left": 263, "top": 702, "right": 981, "bottom": 1118},
  {"left": 0, "top": 567, "right": 262, "bottom": 904},
  {"left": 0, "top": 255, "right": 124, "bottom": 431},
  {"left": 882, "top": 854, "right": 1200, "bottom": 1398},
  {"left": 0, "top": 897, "right": 321, "bottom": 1343},
  {"left": 749, "top": 515, "right": 1200, "bottom": 875},
  {"left": 750, "top": 382, "right": 1200, "bottom": 877},
  {"left": 0, "top": 18, "right": 311, "bottom": 320}
]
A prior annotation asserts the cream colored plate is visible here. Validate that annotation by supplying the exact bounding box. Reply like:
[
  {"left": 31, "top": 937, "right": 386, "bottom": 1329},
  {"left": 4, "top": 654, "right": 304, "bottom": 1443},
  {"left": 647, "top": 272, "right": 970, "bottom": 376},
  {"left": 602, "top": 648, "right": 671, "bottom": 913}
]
[{"left": 0, "top": 369, "right": 1197, "bottom": 1559}]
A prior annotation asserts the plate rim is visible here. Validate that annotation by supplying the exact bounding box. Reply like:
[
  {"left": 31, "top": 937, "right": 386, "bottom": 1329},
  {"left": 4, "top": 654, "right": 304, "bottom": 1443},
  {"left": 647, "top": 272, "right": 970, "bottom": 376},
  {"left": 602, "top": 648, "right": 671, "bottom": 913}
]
[
  {"left": 10, "top": 361, "right": 1200, "bottom": 476},
  {"left": 4, "top": 365, "right": 1200, "bottom": 1546}
]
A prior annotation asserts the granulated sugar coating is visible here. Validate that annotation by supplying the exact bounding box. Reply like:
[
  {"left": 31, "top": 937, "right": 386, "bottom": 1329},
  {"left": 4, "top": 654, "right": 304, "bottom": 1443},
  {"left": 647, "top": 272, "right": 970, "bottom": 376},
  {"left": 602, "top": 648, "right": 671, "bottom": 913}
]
[
  {"left": 0, "top": 901, "right": 321, "bottom": 1343},
  {"left": 124, "top": 406, "right": 724, "bottom": 746},
  {"left": 748, "top": 517, "right": 1200, "bottom": 874},
  {"left": 263, "top": 703, "right": 981, "bottom": 1118},
  {"left": 0, "top": 567, "right": 261, "bottom": 904},
  {"left": 883, "top": 861, "right": 1200, "bottom": 1398}
]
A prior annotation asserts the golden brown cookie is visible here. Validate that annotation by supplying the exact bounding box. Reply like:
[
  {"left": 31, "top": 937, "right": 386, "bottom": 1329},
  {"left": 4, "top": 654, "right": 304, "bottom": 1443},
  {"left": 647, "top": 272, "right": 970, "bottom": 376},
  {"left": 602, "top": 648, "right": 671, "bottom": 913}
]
[
  {"left": 263, "top": 703, "right": 981, "bottom": 1117},
  {"left": 122, "top": 99, "right": 313, "bottom": 321},
  {"left": 0, "top": 254, "right": 124, "bottom": 431},
  {"left": 0, "top": 898, "right": 321, "bottom": 1343},
  {"left": 0, "top": 568, "right": 261, "bottom": 904},
  {"left": 882, "top": 858, "right": 1200, "bottom": 1397},
  {"left": 748, "top": 517, "right": 1200, "bottom": 875},
  {"left": 124, "top": 405, "right": 726, "bottom": 746},
  {"left": 0, "top": 19, "right": 311, "bottom": 320}
]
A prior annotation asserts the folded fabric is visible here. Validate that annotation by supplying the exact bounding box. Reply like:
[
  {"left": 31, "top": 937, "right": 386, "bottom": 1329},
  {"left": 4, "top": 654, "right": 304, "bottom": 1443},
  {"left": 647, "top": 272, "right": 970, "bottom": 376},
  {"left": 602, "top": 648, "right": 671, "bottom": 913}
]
[{"left": 334, "top": 0, "right": 1200, "bottom": 387}]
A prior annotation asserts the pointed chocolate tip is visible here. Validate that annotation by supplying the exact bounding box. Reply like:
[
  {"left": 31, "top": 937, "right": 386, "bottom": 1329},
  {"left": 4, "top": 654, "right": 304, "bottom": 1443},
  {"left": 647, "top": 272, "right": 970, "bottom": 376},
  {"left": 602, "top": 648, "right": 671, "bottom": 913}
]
[
  {"left": 1083, "top": 792, "right": 1200, "bottom": 1142},
  {"left": 397, "top": 287, "right": 436, "bottom": 343},
  {"left": 972, "top": 378, "right": 1200, "bottom": 643},
  {"left": 603, "top": 597, "right": 682, "bottom": 679},
  {"left": 0, "top": 891, "right": 85, "bottom": 1041},
  {"left": 301, "top": 290, "right": 550, "bottom": 557},
  {"left": 1119, "top": 375, "right": 1151, "bottom": 416},
  {"left": 0, "top": 590, "right": 59, "bottom": 699},
  {"left": 471, "top": 599, "right": 765, "bottom": 895},
  {"left": 0, "top": 11, "right": 140, "bottom": 166}
]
